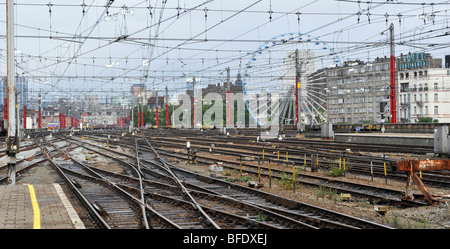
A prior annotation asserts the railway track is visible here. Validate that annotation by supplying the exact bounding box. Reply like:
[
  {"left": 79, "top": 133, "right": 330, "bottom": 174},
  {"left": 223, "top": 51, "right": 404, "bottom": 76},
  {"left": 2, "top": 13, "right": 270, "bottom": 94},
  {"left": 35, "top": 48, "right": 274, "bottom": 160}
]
[
  {"left": 128, "top": 134, "right": 449, "bottom": 189},
  {"left": 65, "top": 137, "right": 320, "bottom": 228},
  {"left": 86, "top": 132, "right": 449, "bottom": 206},
  {"left": 0, "top": 138, "right": 72, "bottom": 184},
  {"left": 154, "top": 148, "right": 429, "bottom": 208},
  {"left": 63, "top": 133, "right": 392, "bottom": 229},
  {"left": 142, "top": 129, "right": 434, "bottom": 154}
]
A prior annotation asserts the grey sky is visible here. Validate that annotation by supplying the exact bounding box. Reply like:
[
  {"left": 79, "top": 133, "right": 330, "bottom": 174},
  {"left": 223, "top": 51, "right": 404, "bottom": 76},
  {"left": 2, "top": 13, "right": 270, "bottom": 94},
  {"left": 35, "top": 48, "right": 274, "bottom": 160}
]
[{"left": 1, "top": 0, "right": 449, "bottom": 104}]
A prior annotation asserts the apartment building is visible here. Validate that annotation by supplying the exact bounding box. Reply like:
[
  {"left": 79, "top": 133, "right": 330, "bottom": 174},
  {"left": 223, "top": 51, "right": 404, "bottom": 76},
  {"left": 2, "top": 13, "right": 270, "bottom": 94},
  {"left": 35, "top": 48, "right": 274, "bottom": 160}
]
[
  {"left": 326, "top": 57, "right": 392, "bottom": 124},
  {"left": 398, "top": 67, "right": 450, "bottom": 123},
  {"left": 326, "top": 53, "right": 447, "bottom": 124}
]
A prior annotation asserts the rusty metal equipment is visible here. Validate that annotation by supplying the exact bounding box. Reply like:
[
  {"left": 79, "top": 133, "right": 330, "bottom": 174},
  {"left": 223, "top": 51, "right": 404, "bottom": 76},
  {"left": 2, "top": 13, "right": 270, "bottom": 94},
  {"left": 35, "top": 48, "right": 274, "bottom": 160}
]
[{"left": 396, "top": 159, "right": 450, "bottom": 204}]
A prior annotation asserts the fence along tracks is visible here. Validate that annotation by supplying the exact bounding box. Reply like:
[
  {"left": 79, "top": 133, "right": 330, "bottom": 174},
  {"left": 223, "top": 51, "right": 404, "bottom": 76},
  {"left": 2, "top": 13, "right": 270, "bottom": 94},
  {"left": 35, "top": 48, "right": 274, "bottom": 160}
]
[{"left": 63, "top": 133, "right": 391, "bottom": 229}]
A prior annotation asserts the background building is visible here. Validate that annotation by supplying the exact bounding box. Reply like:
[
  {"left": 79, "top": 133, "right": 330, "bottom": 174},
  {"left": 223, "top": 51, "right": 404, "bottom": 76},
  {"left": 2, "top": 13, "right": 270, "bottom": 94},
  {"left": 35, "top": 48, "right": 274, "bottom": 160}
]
[
  {"left": 185, "top": 73, "right": 243, "bottom": 103},
  {"left": 326, "top": 53, "right": 448, "bottom": 124},
  {"left": 0, "top": 77, "right": 28, "bottom": 109},
  {"left": 398, "top": 53, "right": 449, "bottom": 123},
  {"left": 326, "top": 57, "right": 392, "bottom": 124}
]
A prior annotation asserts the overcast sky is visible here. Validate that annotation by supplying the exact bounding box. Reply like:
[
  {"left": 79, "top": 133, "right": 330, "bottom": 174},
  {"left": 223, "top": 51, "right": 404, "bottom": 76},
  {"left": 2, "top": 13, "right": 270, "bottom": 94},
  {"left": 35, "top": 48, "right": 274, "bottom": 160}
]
[{"left": 1, "top": 0, "right": 450, "bottom": 104}]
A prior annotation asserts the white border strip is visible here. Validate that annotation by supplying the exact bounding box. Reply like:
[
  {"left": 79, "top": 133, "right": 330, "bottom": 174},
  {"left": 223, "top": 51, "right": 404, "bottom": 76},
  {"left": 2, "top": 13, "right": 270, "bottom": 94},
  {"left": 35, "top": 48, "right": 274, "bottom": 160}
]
[{"left": 53, "top": 183, "right": 85, "bottom": 229}]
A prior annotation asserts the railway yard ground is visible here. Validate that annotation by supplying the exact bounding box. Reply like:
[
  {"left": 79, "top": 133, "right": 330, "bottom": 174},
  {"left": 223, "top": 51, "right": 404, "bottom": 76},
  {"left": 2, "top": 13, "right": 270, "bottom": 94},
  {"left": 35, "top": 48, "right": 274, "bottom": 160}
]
[
  {"left": 0, "top": 128, "right": 449, "bottom": 234},
  {"left": 170, "top": 153, "right": 450, "bottom": 229}
]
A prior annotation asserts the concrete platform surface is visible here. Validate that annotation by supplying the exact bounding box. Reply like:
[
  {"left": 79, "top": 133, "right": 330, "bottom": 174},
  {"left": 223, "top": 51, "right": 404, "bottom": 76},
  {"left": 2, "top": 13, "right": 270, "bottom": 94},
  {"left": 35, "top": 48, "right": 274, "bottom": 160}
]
[
  {"left": 334, "top": 133, "right": 434, "bottom": 147},
  {"left": 336, "top": 132, "right": 433, "bottom": 138},
  {"left": 0, "top": 183, "right": 84, "bottom": 229}
]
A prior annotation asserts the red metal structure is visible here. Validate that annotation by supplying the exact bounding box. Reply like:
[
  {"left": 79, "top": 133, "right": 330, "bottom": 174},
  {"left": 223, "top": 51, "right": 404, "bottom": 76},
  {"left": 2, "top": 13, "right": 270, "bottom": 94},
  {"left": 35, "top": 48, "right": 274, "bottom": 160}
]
[
  {"left": 23, "top": 105, "right": 26, "bottom": 129},
  {"left": 38, "top": 109, "right": 41, "bottom": 129},
  {"left": 165, "top": 104, "right": 169, "bottom": 127},
  {"left": 227, "top": 91, "right": 231, "bottom": 126},
  {"left": 397, "top": 159, "right": 450, "bottom": 204},
  {"left": 389, "top": 23, "right": 397, "bottom": 123},
  {"left": 193, "top": 97, "right": 197, "bottom": 127},
  {"left": 4, "top": 98, "right": 7, "bottom": 120},
  {"left": 390, "top": 54, "right": 396, "bottom": 123},
  {"left": 295, "top": 77, "right": 299, "bottom": 125}
]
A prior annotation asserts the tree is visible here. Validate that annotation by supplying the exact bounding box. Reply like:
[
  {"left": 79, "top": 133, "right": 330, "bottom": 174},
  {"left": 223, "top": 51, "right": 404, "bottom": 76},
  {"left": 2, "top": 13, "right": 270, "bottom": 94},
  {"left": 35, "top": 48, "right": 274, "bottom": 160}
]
[{"left": 417, "top": 117, "right": 438, "bottom": 123}]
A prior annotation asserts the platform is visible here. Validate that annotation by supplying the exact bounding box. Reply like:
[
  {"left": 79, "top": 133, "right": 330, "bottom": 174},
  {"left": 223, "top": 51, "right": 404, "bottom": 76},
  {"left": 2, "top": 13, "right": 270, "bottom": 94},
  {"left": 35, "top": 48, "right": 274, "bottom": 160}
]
[
  {"left": 334, "top": 133, "right": 434, "bottom": 147},
  {"left": 0, "top": 183, "right": 84, "bottom": 229}
]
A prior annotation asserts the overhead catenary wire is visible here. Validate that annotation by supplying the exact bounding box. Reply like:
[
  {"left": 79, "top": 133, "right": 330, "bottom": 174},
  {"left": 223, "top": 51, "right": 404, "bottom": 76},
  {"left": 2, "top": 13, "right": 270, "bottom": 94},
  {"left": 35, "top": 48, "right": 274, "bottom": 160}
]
[{"left": 1, "top": 0, "right": 450, "bottom": 103}]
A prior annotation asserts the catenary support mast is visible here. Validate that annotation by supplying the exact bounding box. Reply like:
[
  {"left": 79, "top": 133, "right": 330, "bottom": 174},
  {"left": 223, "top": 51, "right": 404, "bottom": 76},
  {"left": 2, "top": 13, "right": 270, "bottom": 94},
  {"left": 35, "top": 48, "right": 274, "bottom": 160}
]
[
  {"left": 389, "top": 23, "right": 397, "bottom": 123},
  {"left": 6, "top": 0, "right": 18, "bottom": 185}
]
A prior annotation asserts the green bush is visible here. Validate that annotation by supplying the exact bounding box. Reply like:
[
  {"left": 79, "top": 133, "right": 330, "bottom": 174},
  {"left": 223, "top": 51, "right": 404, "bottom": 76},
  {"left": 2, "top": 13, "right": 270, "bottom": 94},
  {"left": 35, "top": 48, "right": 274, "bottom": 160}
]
[{"left": 327, "top": 167, "right": 344, "bottom": 177}]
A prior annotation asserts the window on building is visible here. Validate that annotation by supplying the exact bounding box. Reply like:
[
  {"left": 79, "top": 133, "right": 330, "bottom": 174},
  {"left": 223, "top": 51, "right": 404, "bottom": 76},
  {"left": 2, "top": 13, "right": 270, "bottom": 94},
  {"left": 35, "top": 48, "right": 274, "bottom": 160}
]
[
  {"left": 434, "top": 83, "right": 438, "bottom": 90},
  {"left": 425, "top": 93, "right": 428, "bottom": 102},
  {"left": 425, "top": 106, "right": 428, "bottom": 115},
  {"left": 434, "top": 106, "right": 439, "bottom": 114},
  {"left": 414, "top": 106, "right": 417, "bottom": 114},
  {"left": 434, "top": 93, "right": 438, "bottom": 102}
]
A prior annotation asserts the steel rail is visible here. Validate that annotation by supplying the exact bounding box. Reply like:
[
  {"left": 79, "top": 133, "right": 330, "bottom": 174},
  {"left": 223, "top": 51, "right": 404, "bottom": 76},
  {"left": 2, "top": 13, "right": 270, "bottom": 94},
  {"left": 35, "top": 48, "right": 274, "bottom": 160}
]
[
  {"left": 142, "top": 137, "right": 222, "bottom": 229},
  {"left": 67, "top": 135, "right": 345, "bottom": 228},
  {"left": 36, "top": 141, "right": 112, "bottom": 229},
  {"left": 66, "top": 133, "right": 393, "bottom": 229},
  {"left": 154, "top": 147, "right": 428, "bottom": 207},
  {"left": 67, "top": 138, "right": 326, "bottom": 228}
]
